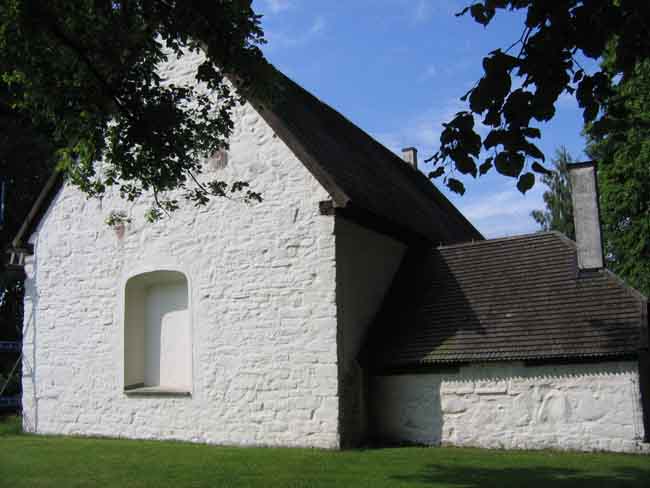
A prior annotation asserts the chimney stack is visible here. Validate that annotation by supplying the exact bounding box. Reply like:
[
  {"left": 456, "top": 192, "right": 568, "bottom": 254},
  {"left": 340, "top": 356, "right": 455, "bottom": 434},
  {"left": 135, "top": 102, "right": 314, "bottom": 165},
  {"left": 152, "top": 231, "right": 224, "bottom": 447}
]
[
  {"left": 402, "top": 147, "right": 418, "bottom": 170},
  {"left": 569, "top": 162, "right": 604, "bottom": 270}
]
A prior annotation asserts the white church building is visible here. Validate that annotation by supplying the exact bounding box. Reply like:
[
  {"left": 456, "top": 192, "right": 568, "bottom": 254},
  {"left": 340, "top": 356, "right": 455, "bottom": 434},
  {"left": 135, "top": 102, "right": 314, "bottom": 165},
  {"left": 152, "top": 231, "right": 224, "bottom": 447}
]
[{"left": 12, "top": 51, "right": 649, "bottom": 452}]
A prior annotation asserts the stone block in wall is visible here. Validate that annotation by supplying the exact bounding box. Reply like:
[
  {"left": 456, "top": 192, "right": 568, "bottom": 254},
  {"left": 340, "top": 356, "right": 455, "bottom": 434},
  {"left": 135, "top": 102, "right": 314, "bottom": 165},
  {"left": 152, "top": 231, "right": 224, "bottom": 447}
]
[
  {"left": 370, "top": 361, "right": 646, "bottom": 453},
  {"left": 440, "top": 380, "right": 475, "bottom": 395},
  {"left": 475, "top": 380, "right": 508, "bottom": 394},
  {"left": 441, "top": 397, "right": 468, "bottom": 414},
  {"left": 508, "top": 377, "right": 534, "bottom": 395},
  {"left": 537, "top": 391, "right": 570, "bottom": 424}
]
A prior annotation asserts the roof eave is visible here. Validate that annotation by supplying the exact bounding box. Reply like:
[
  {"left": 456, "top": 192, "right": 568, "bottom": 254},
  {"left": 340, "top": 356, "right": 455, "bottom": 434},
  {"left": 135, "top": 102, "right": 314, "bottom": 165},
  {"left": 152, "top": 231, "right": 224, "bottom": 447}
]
[{"left": 11, "top": 170, "right": 64, "bottom": 251}]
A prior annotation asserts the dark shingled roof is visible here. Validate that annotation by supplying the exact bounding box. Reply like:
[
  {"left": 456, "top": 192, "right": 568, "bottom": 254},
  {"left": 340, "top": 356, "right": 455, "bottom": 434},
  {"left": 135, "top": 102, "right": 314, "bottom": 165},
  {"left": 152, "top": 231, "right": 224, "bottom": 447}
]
[
  {"left": 363, "top": 232, "right": 648, "bottom": 370},
  {"left": 252, "top": 71, "right": 483, "bottom": 244}
]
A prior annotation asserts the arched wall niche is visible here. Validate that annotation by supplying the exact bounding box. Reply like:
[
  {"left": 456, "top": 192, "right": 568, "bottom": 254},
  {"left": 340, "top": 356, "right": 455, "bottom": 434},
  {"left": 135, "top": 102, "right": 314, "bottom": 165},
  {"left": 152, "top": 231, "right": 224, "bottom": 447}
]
[{"left": 123, "top": 270, "right": 192, "bottom": 393}]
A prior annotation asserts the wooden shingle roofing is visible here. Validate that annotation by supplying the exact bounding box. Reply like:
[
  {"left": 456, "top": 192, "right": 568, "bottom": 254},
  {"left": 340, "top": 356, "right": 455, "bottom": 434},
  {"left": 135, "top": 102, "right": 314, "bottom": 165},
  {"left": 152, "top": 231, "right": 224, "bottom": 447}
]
[
  {"left": 252, "top": 70, "right": 483, "bottom": 244},
  {"left": 363, "top": 232, "right": 648, "bottom": 370}
]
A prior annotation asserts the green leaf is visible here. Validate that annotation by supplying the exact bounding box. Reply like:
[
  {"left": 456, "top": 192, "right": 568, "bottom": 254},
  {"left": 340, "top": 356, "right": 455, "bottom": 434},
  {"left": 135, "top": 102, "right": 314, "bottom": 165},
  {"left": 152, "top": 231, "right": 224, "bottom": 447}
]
[
  {"left": 523, "top": 142, "right": 545, "bottom": 161},
  {"left": 516, "top": 172, "right": 535, "bottom": 194},
  {"left": 455, "top": 6, "right": 471, "bottom": 17},
  {"left": 573, "top": 69, "right": 584, "bottom": 83},
  {"left": 522, "top": 127, "right": 541, "bottom": 139},
  {"left": 502, "top": 89, "right": 534, "bottom": 126},
  {"left": 494, "top": 151, "right": 524, "bottom": 178},
  {"left": 469, "top": 4, "right": 495, "bottom": 26},
  {"left": 453, "top": 152, "right": 477, "bottom": 177},
  {"left": 479, "top": 158, "right": 493, "bottom": 175},
  {"left": 446, "top": 178, "right": 466, "bottom": 195},
  {"left": 429, "top": 167, "right": 445, "bottom": 179},
  {"left": 532, "top": 161, "right": 552, "bottom": 175},
  {"left": 452, "top": 112, "right": 474, "bottom": 132},
  {"left": 483, "top": 129, "right": 507, "bottom": 150}
]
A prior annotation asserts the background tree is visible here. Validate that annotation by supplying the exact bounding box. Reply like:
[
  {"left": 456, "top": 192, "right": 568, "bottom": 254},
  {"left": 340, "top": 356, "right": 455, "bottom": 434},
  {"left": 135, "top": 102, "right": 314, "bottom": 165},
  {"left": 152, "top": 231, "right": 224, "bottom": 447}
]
[
  {"left": 0, "top": 0, "right": 270, "bottom": 221},
  {"left": 530, "top": 147, "right": 575, "bottom": 240},
  {"left": 586, "top": 59, "right": 650, "bottom": 296},
  {"left": 0, "top": 97, "right": 55, "bottom": 249},
  {"left": 0, "top": 95, "right": 54, "bottom": 402},
  {"left": 429, "top": 1, "right": 650, "bottom": 196}
]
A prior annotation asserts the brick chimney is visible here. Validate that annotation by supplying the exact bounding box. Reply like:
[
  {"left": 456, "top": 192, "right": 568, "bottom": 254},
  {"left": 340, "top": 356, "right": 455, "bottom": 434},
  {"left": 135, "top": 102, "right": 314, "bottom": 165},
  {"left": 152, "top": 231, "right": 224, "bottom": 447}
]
[
  {"left": 401, "top": 147, "right": 418, "bottom": 170},
  {"left": 569, "top": 162, "right": 604, "bottom": 270}
]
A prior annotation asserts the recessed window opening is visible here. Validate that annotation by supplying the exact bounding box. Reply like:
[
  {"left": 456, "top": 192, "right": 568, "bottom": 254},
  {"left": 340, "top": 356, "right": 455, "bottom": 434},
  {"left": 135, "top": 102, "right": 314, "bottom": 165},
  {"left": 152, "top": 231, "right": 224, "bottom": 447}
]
[{"left": 124, "top": 270, "right": 191, "bottom": 393}]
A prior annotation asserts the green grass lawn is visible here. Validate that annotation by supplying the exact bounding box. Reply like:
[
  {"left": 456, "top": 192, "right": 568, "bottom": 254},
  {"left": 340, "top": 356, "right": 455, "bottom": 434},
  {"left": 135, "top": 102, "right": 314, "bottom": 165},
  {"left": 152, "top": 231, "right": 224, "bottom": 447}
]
[{"left": 1, "top": 416, "right": 648, "bottom": 487}]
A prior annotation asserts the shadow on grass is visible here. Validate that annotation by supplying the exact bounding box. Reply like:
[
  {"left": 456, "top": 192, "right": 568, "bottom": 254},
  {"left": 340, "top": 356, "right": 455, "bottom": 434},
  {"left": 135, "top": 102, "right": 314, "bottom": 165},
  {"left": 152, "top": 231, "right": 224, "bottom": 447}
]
[
  {"left": 0, "top": 415, "right": 22, "bottom": 436},
  {"left": 391, "top": 463, "right": 650, "bottom": 488}
]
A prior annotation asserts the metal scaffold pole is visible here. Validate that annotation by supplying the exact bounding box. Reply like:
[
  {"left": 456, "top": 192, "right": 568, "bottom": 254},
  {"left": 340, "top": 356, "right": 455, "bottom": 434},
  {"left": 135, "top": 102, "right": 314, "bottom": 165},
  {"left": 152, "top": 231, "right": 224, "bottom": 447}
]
[{"left": 0, "top": 244, "right": 28, "bottom": 414}]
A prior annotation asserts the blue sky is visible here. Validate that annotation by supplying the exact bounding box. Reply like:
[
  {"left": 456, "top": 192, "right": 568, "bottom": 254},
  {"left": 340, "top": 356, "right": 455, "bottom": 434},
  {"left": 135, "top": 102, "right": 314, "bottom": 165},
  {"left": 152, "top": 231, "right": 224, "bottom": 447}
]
[{"left": 252, "top": 0, "right": 592, "bottom": 238}]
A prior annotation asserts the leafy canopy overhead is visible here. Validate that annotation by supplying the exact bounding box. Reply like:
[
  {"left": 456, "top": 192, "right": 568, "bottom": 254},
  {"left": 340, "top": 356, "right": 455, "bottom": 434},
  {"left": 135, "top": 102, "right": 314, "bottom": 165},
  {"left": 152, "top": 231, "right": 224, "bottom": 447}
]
[
  {"left": 0, "top": 98, "right": 54, "bottom": 247},
  {"left": 430, "top": 1, "right": 650, "bottom": 196},
  {"left": 0, "top": 0, "right": 272, "bottom": 221}
]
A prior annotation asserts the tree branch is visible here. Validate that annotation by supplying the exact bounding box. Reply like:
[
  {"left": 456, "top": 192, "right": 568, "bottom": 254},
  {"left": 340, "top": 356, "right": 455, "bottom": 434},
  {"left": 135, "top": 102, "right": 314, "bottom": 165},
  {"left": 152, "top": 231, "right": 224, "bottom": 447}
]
[{"left": 37, "top": 9, "right": 134, "bottom": 122}]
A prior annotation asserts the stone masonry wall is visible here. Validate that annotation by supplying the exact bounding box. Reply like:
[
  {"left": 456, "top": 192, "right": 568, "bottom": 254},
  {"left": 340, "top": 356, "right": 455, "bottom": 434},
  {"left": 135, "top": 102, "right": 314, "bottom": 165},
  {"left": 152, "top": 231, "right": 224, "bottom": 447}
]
[
  {"left": 21, "top": 50, "right": 340, "bottom": 448},
  {"left": 370, "top": 361, "right": 649, "bottom": 453}
]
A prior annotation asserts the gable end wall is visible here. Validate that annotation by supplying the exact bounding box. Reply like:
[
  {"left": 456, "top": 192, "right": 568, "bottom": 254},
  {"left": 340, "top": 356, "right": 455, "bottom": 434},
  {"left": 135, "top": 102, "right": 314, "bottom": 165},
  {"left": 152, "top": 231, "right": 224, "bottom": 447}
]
[{"left": 21, "top": 51, "right": 341, "bottom": 447}]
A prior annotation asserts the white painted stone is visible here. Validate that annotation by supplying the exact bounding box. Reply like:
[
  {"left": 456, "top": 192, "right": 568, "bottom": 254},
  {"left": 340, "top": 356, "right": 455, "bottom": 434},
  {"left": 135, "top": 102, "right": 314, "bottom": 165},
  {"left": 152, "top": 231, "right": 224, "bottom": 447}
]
[
  {"left": 20, "top": 47, "right": 648, "bottom": 456},
  {"left": 370, "top": 361, "right": 649, "bottom": 453},
  {"left": 441, "top": 397, "right": 467, "bottom": 414},
  {"left": 475, "top": 381, "right": 508, "bottom": 395},
  {"left": 22, "top": 49, "right": 341, "bottom": 448}
]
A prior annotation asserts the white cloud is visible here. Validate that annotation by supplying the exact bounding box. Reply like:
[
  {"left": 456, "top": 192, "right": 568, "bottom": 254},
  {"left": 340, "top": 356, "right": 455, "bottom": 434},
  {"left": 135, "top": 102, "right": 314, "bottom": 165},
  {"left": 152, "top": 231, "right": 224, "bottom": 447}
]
[
  {"left": 411, "top": 0, "right": 462, "bottom": 24},
  {"left": 308, "top": 16, "right": 326, "bottom": 35},
  {"left": 265, "top": 16, "right": 327, "bottom": 50},
  {"left": 413, "top": 0, "right": 432, "bottom": 23},
  {"left": 373, "top": 99, "right": 464, "bottom": 156},
  {"left": 453, "top": 182, "right": 546, "bottom": 238},
  {"left": 418, "top": 65, "right": 438, "bottom": 82},
  {"left": 265, "top": 0, "right": 292, "bottom": 13},
  {"left": 372, "top": 94, "right": 546, "bottom": 239},
  {"left": 373, "top": 96, "right": 490, "bottom": 157}
]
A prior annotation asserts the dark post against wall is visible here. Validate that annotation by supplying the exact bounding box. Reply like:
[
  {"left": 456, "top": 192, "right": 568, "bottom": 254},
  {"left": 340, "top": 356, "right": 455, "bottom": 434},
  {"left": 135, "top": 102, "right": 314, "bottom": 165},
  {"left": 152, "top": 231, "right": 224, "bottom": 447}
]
[{"left": 640, "top": 302, "right": 650, "bottom": 443}]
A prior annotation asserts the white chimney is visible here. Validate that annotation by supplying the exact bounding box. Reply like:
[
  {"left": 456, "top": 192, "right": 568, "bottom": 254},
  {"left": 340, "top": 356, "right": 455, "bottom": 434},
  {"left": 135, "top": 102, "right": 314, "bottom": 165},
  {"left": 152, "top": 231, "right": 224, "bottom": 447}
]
[
  {"left": 569, "top": 162, "right": 604, "bottom": 270},
  {"left": 401, "top": 147, "right": 418, "bottom": 170}
]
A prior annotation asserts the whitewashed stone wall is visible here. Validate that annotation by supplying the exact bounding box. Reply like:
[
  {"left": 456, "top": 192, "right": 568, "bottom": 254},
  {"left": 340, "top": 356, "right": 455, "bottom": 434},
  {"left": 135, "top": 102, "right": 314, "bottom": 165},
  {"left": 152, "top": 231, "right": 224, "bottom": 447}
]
[
  {"left": 334, "top": 218, "right": 406, "bottom": 446},
  {"left": 371, "top": 361, "right": 649, "bottom": 453},
  {"left": 21, "top": 50, "right": 340, "bottom": 447}
]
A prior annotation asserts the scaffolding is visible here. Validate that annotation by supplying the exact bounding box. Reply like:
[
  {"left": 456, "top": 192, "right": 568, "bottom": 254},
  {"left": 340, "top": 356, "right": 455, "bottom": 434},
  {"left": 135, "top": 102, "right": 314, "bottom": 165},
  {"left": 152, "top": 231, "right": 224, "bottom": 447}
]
[{"left": 0, "top": 247, "right": 28, "bottom": 413}]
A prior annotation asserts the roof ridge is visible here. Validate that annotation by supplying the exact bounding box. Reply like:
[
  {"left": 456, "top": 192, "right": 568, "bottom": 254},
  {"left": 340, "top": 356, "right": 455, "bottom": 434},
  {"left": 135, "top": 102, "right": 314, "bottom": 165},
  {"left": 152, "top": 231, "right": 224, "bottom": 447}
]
[{"left": 436, "top": 230, "right": 564, "bottom": 250}]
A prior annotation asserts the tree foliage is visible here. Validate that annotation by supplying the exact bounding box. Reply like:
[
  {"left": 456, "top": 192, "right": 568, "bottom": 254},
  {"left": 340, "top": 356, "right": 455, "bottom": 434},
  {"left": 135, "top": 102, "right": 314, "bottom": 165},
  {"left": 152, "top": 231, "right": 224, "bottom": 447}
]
[
  {"left": 530, "top": 147, "right": 575, "bottom": 240},
  {"left": 430, "top": 1, "right": 650, "bottom": 196},
  {"left": 0, "top": 0, "right": 271, "bottom": 220},
  {"left": 0, "top": 94, "right": 55, "bottom": 248},
  {"left": 586, "top": 59, "right": 650, "bottom": 296}
]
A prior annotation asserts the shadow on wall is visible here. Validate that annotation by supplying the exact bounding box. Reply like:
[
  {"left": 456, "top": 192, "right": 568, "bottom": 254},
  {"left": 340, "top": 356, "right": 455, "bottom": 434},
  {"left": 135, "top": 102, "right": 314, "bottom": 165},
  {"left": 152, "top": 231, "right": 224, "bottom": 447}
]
[
  {"left": 363, "top": 246, "right": 483, "bottom": 445},
  {"left": 369, "top": 375, "right": 444, "bottom": 446},
  {"left": 364, "top": 241, "right": 649, "bottom": 449},
  {"left": 334, "top": 218, "right": 408, "bottom": 448}
]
